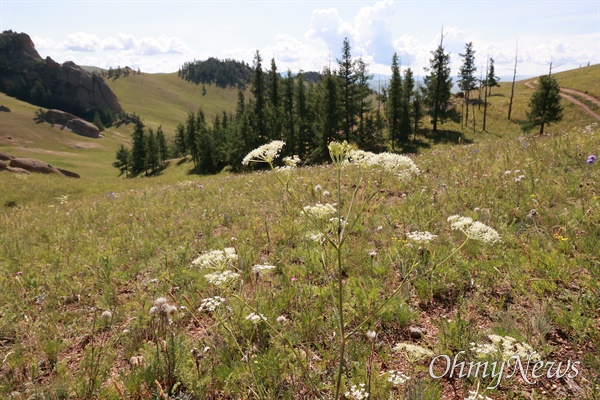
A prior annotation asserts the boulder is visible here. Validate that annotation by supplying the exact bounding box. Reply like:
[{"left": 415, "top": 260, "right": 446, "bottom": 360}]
[
  {"left": 9, "top": 157, "right": 63, "bottom": 175},
  {"left": 0, "top": 159, "right": 7, "bottom": 169},
  {"left": 65, "top": 118, "right": 101, "bottom": 138},
  {"left": 5, "top": 166, "right": 30, "bottom": 174},
  {"left": 44, "top": 109, "right": 78, "bottom": 125},
  {"left": 0, "top": 151, "right": 15, "bottom": 161},
  {"left": 0, "top": 105, "right": 10, "bottom": 112},
  {"left": 57, "top": 168, "right": 81, "bottom": 178}
]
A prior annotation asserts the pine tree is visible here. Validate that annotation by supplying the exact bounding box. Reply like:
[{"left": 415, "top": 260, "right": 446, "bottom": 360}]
[
  {"left": 458, "top": 42, "right": 477, "bottom": 129},
  {"left": 92, "top": 111, "right": 105, "bottom": 131},
  {"left": 156, "top": 125, "right": 168, "bottom": 163},
  {"left": 130, "top": 119, "right": 146, "bottom": 175},
  {"left": 387, "top": 53, "right": 402, "bottom": 150},
  {"left": 400, "top": 67, "right": 414, "bottom": 143},
  {"left": 337, "top": 37, "right": 357, "bottom": 142},
  {"left": 113, "top": 145, "right": 132, "bottom": 177},
  {"left": 412, "top": 83, "right": 424, "bottom": 138},
  {"left": 267, "top": 58, "right": 282, "bottom": 141},
  {"left": 423, "top": 30, "right": 453, "bottom": 132},
  {"left": 251, "top": 50, "right": 267, "bottom": 143},
  {"left": 174, "top": 123, "right": 187, "bottom": 157},
  {"left": 486, "top": 57, "right": 500, "bottom": 96},
  {"left": 295, "top": 72, "right": 310, "bottom": 160},
  {"left": 355, "top": 57, "right": 373, "bottom": 147},
  {"left": 283, "top": 70, "right": 295, "bottom": 156},
  {"left": 312, "top": 68, "right": 339, "bottom": 163},
  {"left": 144, "top": 128, "right": 160, "bottom": 174},
  {"left": 185, "top": 111, "right": 199, "bottom": 166},
  {"left": 522, "top": 75, "right": 563, "bottom": 135}
]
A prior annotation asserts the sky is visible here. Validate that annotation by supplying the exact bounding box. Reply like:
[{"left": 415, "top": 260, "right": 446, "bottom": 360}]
[{"left": 1, "top": 0, "right": 599, "bottom": 79}]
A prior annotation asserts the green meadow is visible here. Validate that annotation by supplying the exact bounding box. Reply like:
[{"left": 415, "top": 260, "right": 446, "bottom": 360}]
[{"left": 0, "top": 64, "right": 598, "bottom": 399}]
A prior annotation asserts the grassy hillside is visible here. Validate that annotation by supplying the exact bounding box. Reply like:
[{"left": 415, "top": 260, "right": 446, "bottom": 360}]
[
  {"left": 1, "top": 64, "right": 598, "bottom": 181},
  {"left": 105, "top": 72, "right": 243, "bottom": 135},
  {"left": 0, "top": 122, "right": 598, "bottom": 399}
]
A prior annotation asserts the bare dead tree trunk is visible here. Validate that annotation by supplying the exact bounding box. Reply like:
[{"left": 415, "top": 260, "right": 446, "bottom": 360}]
[{"left": 508, "top": 42, "right": 518, "bottom": 120}]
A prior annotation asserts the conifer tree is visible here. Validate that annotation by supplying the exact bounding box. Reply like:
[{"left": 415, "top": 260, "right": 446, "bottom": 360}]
[
  {"left": 400, "top": 67, "right": 414, "bottom": 143},
  {"left": 113, "top": 145, "right": 132, "bottom": 177},
  {"left": 486, "top": 57, "right": 500, "bottom": 96},
  {"left": 337, "top": 37, "right": 357, "bottom": 142},
  {"left": 283, "top": 69, "right": 295, "bottom": 156},
  {"left": 423, "top": 30, "right": 453, "bottom": 132},
  {"left": 145, "top": 128, "right": 159, "bottom": 174},
  {"left": 174, "top": 123, "right": 187, "bottom": 157},
  {"left": 156, "top": 125, "right": 168, "bottom": 163},
  {"left": 355, "top": 57, "right": 373, "bottom": 146},
  {"left": 92, "top": 111, "right": 105, "bottom": 131},
  {"left": 295, "top": 72, "right": 310, "bottom": 160},
  {"left": 312, "top": 68, "right": 339, "bottom": 162},
  {"left": 251, "top": 50, "right": 267, "bottom": 143},
  {"left": 130, "top": 119, "right": 146, "bottom": 175},
  {"left": 387, "top": 53, "right": 402, "bottom": 150},
  {"left": 185, "top": 111, "right": 199, "bottom": 166},
  {"left": 522, "top": 75, "right": 563, "bottom": 135},
  {"left": 458, "top": 42, "right": 477, "bottom": 129}
]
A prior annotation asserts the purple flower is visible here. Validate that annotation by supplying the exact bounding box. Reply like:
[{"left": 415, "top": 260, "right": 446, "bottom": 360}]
[{"left": 587, "top": 155, "right": 596, "bottom": 164}]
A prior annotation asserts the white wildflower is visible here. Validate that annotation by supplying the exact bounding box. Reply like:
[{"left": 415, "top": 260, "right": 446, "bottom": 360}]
[
  {"left": 198, "top": 296, "right": 226, "bottom": 312},
  {"left": 345, "top": 383, "right": 369, "bottom": 400},
  {"left": 306, "top": 232, "right": 324, "bottom": 242},
  {"left": 282, "top": 155, "right": 301, "bottom": 167},
  {"left": 314, "top": 184, "right": 322, "bottom": 192},
  {"left": 327, "top": 141, "right": 352, "bottom": 164},
  {"left": 252, "top": 263, "right": 276, "bottom": 275},
  {"left": 191, "top": 247, "right": 238, "bottom": 269},
  {"left": 242, "top": 140, "right": 285, "bottom": 165},
  {"left": 366, "top": 330, "right": 377, "bottom": 341},
  {"left": 394, "top": 343, "right": 435, "bottom": 360},
  {"left": 302, "top": 203, "right": 337, "bottom": 219},
  {"left": 471, "top": 334, "right": 540, "bottom": 362},
  {"left": 204, "top": 270, "right": 240, "bottom": 286},
  {"left": 245, "top": 312, "right": 267, "bottom": 324},
  {"left": 322, "top": 190, "right": 331, "bottom": 197},
  {"left": 101, "top": 310, "right": 112, "bottom": 321},
  {"left": 406, "top": 231, "right": 438, "bottom": 243},
  {"left": 277, "top": 315, "right": 287, "bottom": 323},
  {"left": 387, "top": 370, "right": 410, "bottom": 386},
  {"left": 448, "top": 215, "right": 501, "bottom": 244},
  {"left": 464, "top": 390, "right": 492, "bottom": 400}
]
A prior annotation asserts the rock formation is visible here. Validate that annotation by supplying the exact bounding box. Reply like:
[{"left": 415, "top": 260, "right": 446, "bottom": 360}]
[
  {"left": 0, "top": 151, "right": 80, "bottom": 178},
  {"left": 0, "top": 30, "right": 122, "bottom": 117}
]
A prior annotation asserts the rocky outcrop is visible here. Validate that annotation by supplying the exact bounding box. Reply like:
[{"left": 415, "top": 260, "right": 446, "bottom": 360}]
[
  {"left": 0, "top": 105, "right": 10, "bottom": 112},
  {"left": 65, "top": 118, "right": 101, "bottom": 138},
  {"left": 9, "top": 157, "right": 63, "bottom": 175},
  {"left": 0, "top": 31, "right": 122, "bottom": 116},
  {"left": 0, "top": 151, "right": 15, "bottom": 161},
  {"left": 44, "top": 109, "right": 102, "bottom": 138},
  {"left": 5, "top": 166, "right": 30, "bottom": 174},
  {"left": 0, "top": 151, "right": 80, "bottom": 178}
]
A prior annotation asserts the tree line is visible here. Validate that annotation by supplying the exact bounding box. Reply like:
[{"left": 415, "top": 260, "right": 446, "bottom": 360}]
[{"left": 114, "top": 33, "right": 563, "bottom": 176}]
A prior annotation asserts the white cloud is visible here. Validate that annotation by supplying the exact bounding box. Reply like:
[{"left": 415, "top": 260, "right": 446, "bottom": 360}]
[{"left": 305, "top": 7, "right": 354, "bottom": 50}]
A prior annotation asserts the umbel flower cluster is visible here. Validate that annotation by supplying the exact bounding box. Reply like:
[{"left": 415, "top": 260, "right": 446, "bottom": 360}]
[
  {"left": 470, "top": 334, "right": 540, "bottom": 362},
  {"left": 448, "top": 215, "right": 502, "bottom": 244}
]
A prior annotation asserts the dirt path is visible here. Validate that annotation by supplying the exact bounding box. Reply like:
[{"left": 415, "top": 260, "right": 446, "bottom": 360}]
[{"left": 525, "top": 80, "right": 600, "bottom": 121}]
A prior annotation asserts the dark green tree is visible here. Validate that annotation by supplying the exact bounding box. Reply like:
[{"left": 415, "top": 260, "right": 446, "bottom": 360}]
[
  {"left": 522, "top": 75, "right": 563, "bottom": 135},
  {"left": 93, "top": 111, "right": 105, "bottom": 131},
  {"left": 185, "top": 111, "right": 200, "bottom": 166},
  {"left": 423, "top": 30, "right": 453, "bottom": 132},
  {"left": 144, "top": 128, "right": 160, "bottom": 174},
  {"left": 486, "top": 57, "right": 500, "bottom": 96},
  {"left": 156, "top": 125, "right": 169, "bottom": 163},
  {"left": 282, "top": 69, "right": 295, "bottom": 156},
  {"left": 458, "top": 42, "right": 477, "bottom": 128},
  {"left": 295, "top": 72, "right": 311, "bottom": 160},
  {"left": 400, "top": 67, "right": 415, "bottom": 143},
  {"left": 173, "top": 123, "right": 187, "bottom": 157},
  {"left": 130, "top": 119, "right": 146, "bottom": 175},
  {"left": 355, "top": 57, "right": 373, "bottom": 147},
  {"left": 337, "top": 37, "right": 357, "bottom": 142},
  {"left": 387, "top": 53, "right": 402, "bottom": 150},
  {"left": 112, "top": 145, "right": 132, "bottom": 177},
  {"left": 251, "top": 50, "right": 267, "bottom": 143},
  {"left": 267, "top": 57, "right": 282, "bottom": 141},
  {"left": 312, "top": 68, "right": 339, "bottom": 163}
]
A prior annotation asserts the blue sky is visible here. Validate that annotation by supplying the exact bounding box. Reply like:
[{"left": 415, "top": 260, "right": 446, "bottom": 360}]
[{"left": 2, "top": 0, "right": 598, "bottom": 78}]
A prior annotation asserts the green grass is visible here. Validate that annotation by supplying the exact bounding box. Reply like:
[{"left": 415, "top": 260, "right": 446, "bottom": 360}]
[
  {"left": 1, "top": 120, "right": 598, "bottom": 398},
  {"left": 105, "top": 72, "right": 243, "bottom": 134},
  {"left": 0, "top": 65, "right": 599, "bottom": 398}
]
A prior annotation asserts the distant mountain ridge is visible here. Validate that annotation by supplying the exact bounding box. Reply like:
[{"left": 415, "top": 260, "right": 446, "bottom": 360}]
[{"left": 0, "top": 30, "right": 122, "bottom": 121}]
